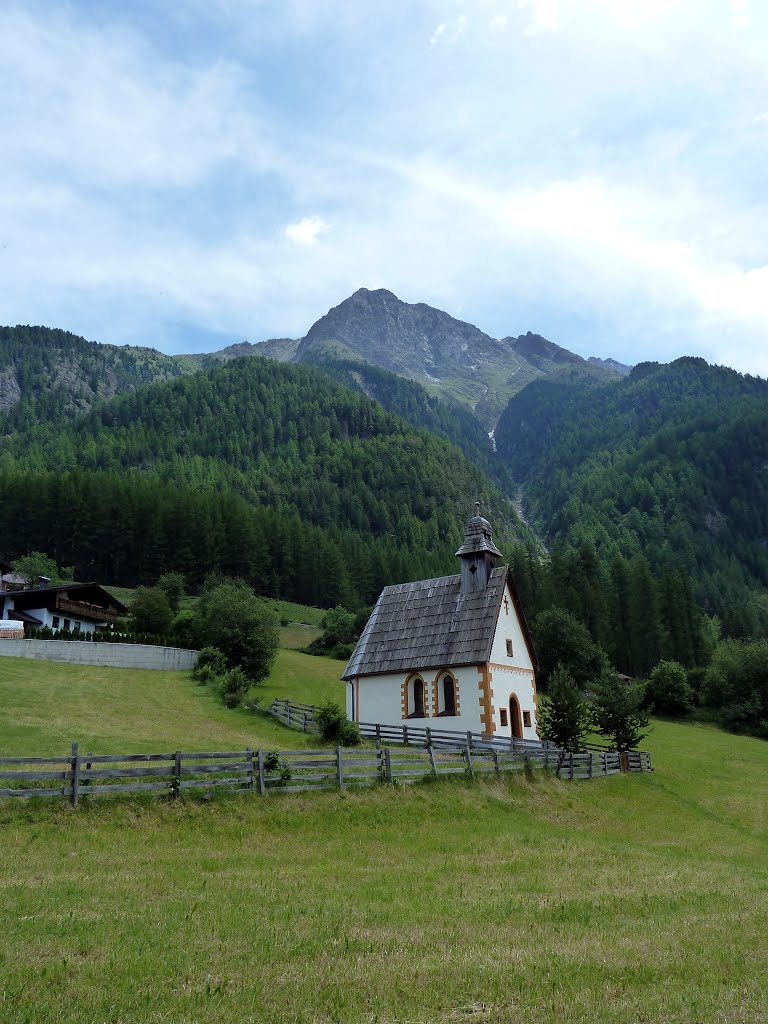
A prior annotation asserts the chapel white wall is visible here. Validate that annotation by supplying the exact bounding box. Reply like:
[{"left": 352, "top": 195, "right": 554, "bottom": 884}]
[
  {"left": 487, "top": 582, "right": 538, "bottom": 739},
  {"left": 348, "top": 665, "right": 485, "bottom": 734}
]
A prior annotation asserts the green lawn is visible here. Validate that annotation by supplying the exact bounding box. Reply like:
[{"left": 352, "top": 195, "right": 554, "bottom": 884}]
[
  {"left": 0, "top": 648, "right": 343, "bottom": 757},
  {"left": 0, "top": 716, "right": 766, "bottom": 1022},
  {"left": 279, "top": 622, "right": 323, "bottom": 649}
]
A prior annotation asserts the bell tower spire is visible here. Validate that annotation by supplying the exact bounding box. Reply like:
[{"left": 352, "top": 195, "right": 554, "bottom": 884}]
[{"left": 456, "top": 504, "right": 502, "bottom": 594}]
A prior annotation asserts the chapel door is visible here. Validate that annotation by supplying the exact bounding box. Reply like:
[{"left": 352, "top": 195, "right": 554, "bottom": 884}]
[{"left": 509, "top": 695, "right": 523, "bottom": 738}]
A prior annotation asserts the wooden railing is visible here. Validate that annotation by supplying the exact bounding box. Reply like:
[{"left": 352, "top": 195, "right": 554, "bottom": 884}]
[
  {"left": 267, "top": 698, "right": 319, "bottom": 732},
  {"left": 55, "top": 596, "right": 119, "bottom": 623},
  {"left": 0, "top": 738, "right": 652, "bottom": 805},
  {"left": 264, "top": 701, "right": 653, "bottom": 775}
]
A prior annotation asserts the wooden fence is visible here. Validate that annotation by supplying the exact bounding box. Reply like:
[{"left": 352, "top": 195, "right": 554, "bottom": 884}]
[
  {"left": 265, "top": 700, "right": 653, "bottom": 772},
  {"left": 267, "top": 698, "right": 319, "bottom": 733},
  {"left": 0, "top": 738, "right": 651, "bottom": 806}
]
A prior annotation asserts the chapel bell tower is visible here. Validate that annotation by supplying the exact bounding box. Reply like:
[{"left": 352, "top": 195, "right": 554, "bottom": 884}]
[{"left": 456, "top": 503, "right": 502, "bottom": 594}]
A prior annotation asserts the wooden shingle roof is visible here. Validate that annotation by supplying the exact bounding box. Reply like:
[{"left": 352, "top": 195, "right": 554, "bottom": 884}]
[{"left": 343, "top": 565, "right": 536, "bottom": 679}]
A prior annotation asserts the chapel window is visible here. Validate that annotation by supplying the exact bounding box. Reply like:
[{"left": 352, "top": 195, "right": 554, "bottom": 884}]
[
  {"left": 440, "top": 674, "right": 457, "bottom": 716},
  {"left": 410, "top": 678, "right": 426, "bottom": 718},
  {"left": 523, "top": 711, "right": 532, "bottom": 728},
  {"left": 500, "top": 708, "right": 509, "bottom": 727},
  {"left": 506, "top": 639, "right": 514, "bottom": 657}
]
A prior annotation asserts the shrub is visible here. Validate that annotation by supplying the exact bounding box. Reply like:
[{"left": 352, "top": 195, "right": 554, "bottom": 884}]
[
  {"left": 537, "top": 663, "right": 591, "bottom": 752},
  {"left": 218, "top": 667, "right": 250, "bottom": 709},
  {"left": 701, "top": 639, "right": 768, "bottom": 731},
  {"left": 130, "top": 587, "right": 174, "bottom": 636},
  {"left": 280, "top": 616, "right": 290, "bottom": 627},
  {"left": 315, "top": 699, "right": 360, "bottom": 746},
  {"left": 193, "top": 665, "right": 217, "bottom": 687},
  {"left": 191, "top": 580, "right": 279, "bottom": 682},
  {"left": 156, "top": 571, "right": 186, "bottom": 614},
  {"left": 591, "top": 670, "right": 652, "bottom": 751},
  {"left": 263, "top": 751, "right": 292, "bottom": 782},
  {"left": 194, "top": 647, "right": 227, "bottom": 679},
  {"left": 532, "top": 607, "right": 609, "bottom": 689},
  {"left": 646, "top": 660, "right": 695, "bottom": 716}
]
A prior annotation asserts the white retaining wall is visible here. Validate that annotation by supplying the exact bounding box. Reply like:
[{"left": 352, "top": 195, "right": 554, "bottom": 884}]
[{"left": 0, "top": 639, "right": 198, "bottom": 671}]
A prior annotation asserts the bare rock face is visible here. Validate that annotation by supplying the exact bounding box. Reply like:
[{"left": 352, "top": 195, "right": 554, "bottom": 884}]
[
  {"left": 0, "top": 366, "right": 21, "bottom": 416},
  {"left": 298, "top": 288, "right": 505, "bottom": 378},
  {"left": 588, "top": 355, "right": 633, "bottom": 376},
  {"left": 295, "top": 288, "right": 538, "bottom": 428},
  {"left": 0, "top": 326, "right": 186, "bottom": 429}
]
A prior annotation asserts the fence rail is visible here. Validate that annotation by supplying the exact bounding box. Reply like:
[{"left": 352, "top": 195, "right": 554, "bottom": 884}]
[
  {"left": 267, "top": 698, "right": 319, "bottom": 733},
  {"left": 268, "top": 700, "right": 651, "bottom": 765},
  {"left": 0, "top": 734, "right": 650, "bottom": 805}
]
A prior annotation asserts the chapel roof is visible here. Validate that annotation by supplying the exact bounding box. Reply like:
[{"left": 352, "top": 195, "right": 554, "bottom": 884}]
[{"left": 342, "top": 565, "right": 537, "bottom": 679}]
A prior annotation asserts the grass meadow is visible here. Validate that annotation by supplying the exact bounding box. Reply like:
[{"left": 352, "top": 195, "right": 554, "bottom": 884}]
[
  {"left": 0, "top": 651, "right": 767, "bottom": 1022},
  {"left": 0, "top": 648, "right": 344, "bottom": 756}
]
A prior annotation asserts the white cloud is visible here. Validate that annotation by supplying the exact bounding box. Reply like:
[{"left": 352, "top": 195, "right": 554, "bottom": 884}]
[
  {"left": 518, "top": 0, "right": 560, "bottom": 36},
  {"left": 284, "top": 216, "right": 329, "bottom": 245},
  {"left": 429, "top": 22, "right": 447, "bottom": 45},
  {"left": 429, "top": 14, "right": 468, "bottom": 45},
  {"left": 2, "top": 0, "right": 768, "bottom": 377}
]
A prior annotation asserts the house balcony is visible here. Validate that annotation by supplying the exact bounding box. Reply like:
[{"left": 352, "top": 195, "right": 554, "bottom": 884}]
[{"left": 55, "top": 596, "right": 120, "bottom": 624}]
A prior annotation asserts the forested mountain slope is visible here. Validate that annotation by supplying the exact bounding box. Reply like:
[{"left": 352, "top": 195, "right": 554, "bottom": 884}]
[
  {"left": 1, "top": 358, "right": 523, "bottom": 604},
  {"left": 495, "top": 357, "right": 768, "bottom": 634},
  {"left": 300, "top": 347, "right": 513, "bottom": 490},
  {"left": 0, "top": 326, "right": 186, "bottom": 431}
]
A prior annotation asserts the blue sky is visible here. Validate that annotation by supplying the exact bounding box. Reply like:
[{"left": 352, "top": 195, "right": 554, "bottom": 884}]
[{"left": 1, "top": 0, "right": 767, "bottom": 373}]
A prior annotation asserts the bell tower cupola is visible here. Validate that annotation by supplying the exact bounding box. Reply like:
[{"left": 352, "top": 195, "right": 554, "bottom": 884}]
[{"left": 456, "top": 503, "right": 502, "bottom": 594}]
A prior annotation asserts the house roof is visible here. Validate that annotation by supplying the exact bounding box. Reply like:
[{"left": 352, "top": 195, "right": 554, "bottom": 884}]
[
  {"left": 342, "top": 565, "right": 538, "bottom": 679},
  {"left": 9, "top": 583, "right": 128, "bottom": 616},
  {"left": 9, "top": 609, "right": 43, "bottom": 626}
]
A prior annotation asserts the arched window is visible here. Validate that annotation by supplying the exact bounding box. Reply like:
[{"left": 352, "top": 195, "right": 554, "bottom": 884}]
[
  {"left": 436, "top": 672, "right": 458, "bottom": 716},
  {"left": 410, "top": 677, "right": 426, "bottom": 718}
]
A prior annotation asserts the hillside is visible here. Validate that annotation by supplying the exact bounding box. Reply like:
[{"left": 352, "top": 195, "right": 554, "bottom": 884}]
[
  {"left": 177, "top": 337, "right": 300, "bottom": 370},
  {"left": 1, "top": 715, "right": 767, "bottom": 1022},
  {"left": 300, "top": 346, "right": 513, "bottom": 489},
  {"left": 0, "top": 325, "right": 186, "bottom": 431},
  {"left": 495, "top": 357, "right": 768, "bottom": 634},
  {"left": 0, "top": 651, "right": 343, "bottom": 756},
  {"left": 0, "top": 357, "right": 524, "bottom": 604}
]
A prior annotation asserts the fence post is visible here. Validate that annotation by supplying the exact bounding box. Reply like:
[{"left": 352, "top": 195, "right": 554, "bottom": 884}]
[
  {"left": 465, "top": 741, "right": 474, "bottom": 776},
  {"left": 303, "top": 713, "right": 308, "bottom": 733},
  {"left": 257, "top": 749, "right": 266, "bottom": 795},
  {"left": 287, "top": 703, "right": 291, "bottom": 729},
  {"left": 569, "top": 753, "right": 574, "bottom": 781},
  {"left": 174, "top": 751, "right": 182, "bottom": 797},
  {"left": 384, "top": 746, "right": 393, "bottom": 784},
  {"left": 246, "top": 747, "right": 254, "bottom": 790},
  {"left": 428, "top": 742, "right": 437, "bottom": 776},
  {"left": 588, "top": 752, "right": 593, "bottom": 780},
  {"left": 336, "top": 746, "right": 344, "bottom": 789},
  {"left": 71, "top": 742, "right": 80, "bottom": 808},
  {"left": 467, "top": 731, "right": 473, "bottom": 752},
  {"left": 403, "top": 724, "right": 408, "bottom": 745},
  {"left": 375, "top": 723, "right": 381, "bottom": 746},
  {"left": 426, "top": 727, "right": 432, "bottom": 747},
  {"left": 84, "top": 753, "right": 92, "bottom": 792},
  {"left": 544, "top": 744, "right": 549, "bottom": 772},
  {"left": 492, "top": 748, "right": 500, "bottom": 776}
]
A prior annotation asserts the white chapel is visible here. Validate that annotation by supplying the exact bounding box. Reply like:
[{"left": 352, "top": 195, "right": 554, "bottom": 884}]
[{"left": 342, "top": 507, "right": 540, "bottom": 740}]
